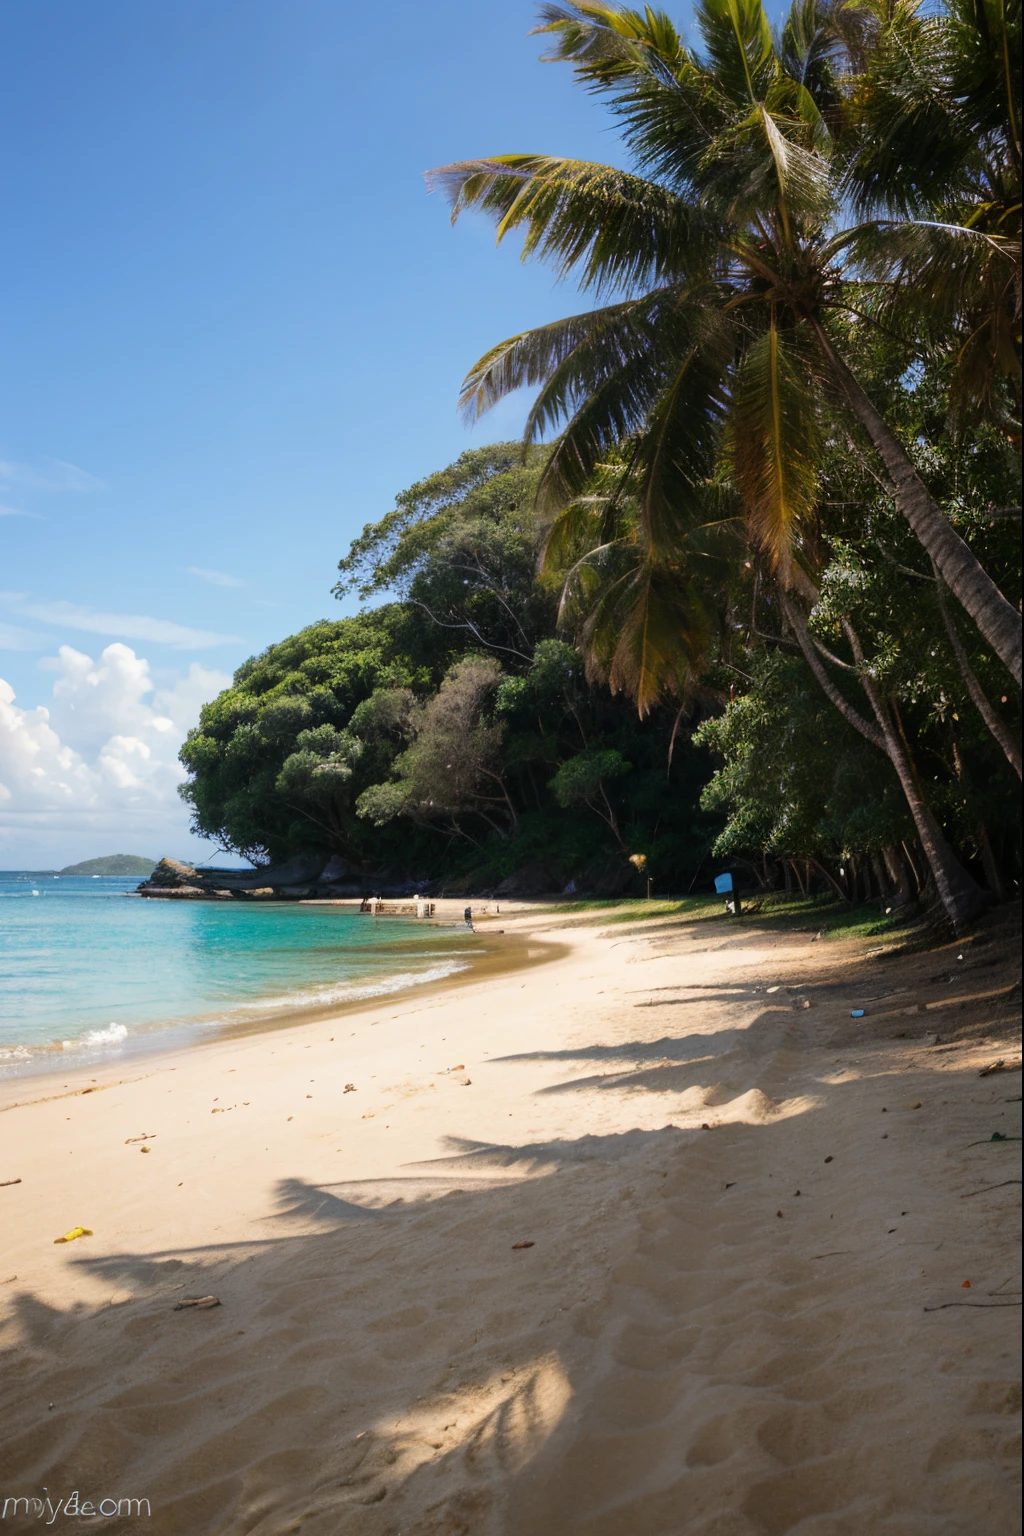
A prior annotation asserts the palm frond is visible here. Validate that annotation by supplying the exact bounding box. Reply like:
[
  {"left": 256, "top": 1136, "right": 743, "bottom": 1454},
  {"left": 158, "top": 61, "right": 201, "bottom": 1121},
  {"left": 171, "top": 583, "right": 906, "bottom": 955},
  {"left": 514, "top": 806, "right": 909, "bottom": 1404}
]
[
  {"left": 695, "top": 0, "right": 776, "bottom": 106},
  {"left": 533, "top": 3, "right": 687, "bottom": 85},
  {"left": 579, "top": 554, "right": 716, "bottom": 714},
  {"left": 427, "top": 154, "right": 711, "bottom": 294},
  {"left": 515, "top": 288, "right": 727, "bottom": 512},
  {"left": 729, "top": 315, "right": 823, "bottom": 571},
  {"left": 631, "top": 319, "right": 735, "bottom": 558},
  {"left": 778, "top": 0, "right": 849, "bottom": 115},
  {"left": 840, "top": 216, "right": 1021, "bottom": 416},
  {"left": 458, "top": 298, "right": 659, "bottom": 422},
  {"left": 536, "top": 355, "right": 678, "bottom": 512},
  {"left": 524, "top": 280, "right": 719, "bottom": 433},
  {"left": 757, "top": 101, "right": 834, "bottom": 216},
  {"left": 534, "top": 4, "right": 746, "bottom": 195},
  {"left": 542, "top": 490, "right": 624, "bottom": 573},
  {"left": 842, "top": 0, "right": 976, "bottom": 217}
]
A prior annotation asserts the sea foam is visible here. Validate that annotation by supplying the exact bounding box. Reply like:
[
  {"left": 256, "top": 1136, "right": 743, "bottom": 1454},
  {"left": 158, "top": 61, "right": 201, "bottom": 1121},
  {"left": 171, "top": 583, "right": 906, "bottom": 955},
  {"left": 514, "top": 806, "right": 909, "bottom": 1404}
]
[{"left": 63, "top": 1023, "right": 130, "bottom": 1049}]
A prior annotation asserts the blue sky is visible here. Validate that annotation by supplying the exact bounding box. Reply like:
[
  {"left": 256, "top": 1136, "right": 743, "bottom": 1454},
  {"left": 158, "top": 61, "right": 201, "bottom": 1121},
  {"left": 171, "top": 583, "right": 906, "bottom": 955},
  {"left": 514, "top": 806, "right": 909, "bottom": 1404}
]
[{"left": 0, "top": 0, "right": 773, "bottom": 865}]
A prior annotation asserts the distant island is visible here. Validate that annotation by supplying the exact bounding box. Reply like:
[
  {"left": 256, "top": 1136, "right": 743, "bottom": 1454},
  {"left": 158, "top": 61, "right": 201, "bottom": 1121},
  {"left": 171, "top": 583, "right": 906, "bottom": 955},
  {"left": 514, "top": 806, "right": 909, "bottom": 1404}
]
[{"left": 60, "top": 854, "right": 157, "bottom": 877}]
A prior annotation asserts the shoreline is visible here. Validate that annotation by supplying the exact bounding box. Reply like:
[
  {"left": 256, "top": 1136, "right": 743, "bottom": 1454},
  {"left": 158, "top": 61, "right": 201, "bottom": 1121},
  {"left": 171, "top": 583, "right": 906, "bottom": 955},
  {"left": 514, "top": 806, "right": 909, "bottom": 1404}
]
[
  {"left": 0, "top": 900, "right": 1018, "bottom": 1534},
  {"left": 0, "top": 897, "right": 556, "bottom": 1091}
]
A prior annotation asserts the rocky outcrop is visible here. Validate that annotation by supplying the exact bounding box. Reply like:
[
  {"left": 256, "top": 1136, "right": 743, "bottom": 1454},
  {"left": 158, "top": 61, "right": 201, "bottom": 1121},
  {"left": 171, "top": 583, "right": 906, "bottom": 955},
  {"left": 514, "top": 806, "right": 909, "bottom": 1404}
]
[
  {"left": 136, "top": 853, "right": 375, "bottom": 901},
  {"left": 144, "top": 858, "right": 199, "bottom": 888},
  {"left": 319, "top": 854, "right": 351, "bottom": 884}
]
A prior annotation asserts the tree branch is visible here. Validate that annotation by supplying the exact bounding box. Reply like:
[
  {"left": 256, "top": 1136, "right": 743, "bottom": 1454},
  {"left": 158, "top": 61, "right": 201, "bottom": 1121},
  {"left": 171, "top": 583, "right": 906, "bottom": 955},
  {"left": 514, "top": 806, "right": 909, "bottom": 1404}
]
[
  {"left": 781, "top": 596, "right": 886, "bottom": 750},
  {"left": 448, "top": 559, "right": 533, "bottom": 648},
  {"left": 404, "top": 598, "right": 533, "bottom": 661}
]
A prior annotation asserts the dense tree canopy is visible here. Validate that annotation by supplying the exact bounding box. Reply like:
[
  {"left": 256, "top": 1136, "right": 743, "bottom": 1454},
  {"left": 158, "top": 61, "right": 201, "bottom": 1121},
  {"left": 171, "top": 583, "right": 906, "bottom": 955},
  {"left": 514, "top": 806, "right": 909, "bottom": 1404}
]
[{"left": 179, "top": 447, "right": 722, "bottom": 893}]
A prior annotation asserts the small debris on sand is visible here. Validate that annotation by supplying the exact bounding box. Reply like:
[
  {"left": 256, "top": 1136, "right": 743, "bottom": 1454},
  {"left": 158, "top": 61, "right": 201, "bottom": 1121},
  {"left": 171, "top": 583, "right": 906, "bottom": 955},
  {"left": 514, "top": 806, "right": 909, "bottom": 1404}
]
[{"left": 979, "top": 1058, "right": 1021, "bottom": 1077}]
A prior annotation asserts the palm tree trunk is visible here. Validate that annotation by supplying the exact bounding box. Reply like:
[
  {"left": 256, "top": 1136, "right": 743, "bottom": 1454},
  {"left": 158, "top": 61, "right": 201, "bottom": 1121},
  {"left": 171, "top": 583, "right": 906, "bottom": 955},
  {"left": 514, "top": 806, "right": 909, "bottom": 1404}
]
[
  {"left": 934, "top": 574, "right": 1023, "bottom": 779},
  {"left": 839, "top": 623, "right": 987, "bottom": 929},
  {"left": 783, "top": 597, "right": 986, "bottom": 928},
  {"left": 976, "top": 824, "right": 1004, "bottom": 900},
  {"left": 870, "top": 850, "right": 888, "bottom": 899},
  {"left": 810, "top": 320, "right": 1022, "bottom": 685},
  {"left": 882, "top": 844, "right": 915, "bottom": 907}
]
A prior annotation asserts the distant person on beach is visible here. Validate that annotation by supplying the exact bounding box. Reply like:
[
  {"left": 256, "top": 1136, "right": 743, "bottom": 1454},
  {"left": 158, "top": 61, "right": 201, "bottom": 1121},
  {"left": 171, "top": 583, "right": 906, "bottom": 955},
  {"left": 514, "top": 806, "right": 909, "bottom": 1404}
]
[{"left": 464, "top": 906, "right": 473, "bottom": 929}]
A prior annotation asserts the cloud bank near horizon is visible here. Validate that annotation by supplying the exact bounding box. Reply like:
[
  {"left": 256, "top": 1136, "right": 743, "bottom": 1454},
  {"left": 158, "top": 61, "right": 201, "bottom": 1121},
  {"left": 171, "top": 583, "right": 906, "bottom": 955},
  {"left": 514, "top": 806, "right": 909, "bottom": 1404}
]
[{"left": 0, "top": 643, "right": 231, "bottom": 867}]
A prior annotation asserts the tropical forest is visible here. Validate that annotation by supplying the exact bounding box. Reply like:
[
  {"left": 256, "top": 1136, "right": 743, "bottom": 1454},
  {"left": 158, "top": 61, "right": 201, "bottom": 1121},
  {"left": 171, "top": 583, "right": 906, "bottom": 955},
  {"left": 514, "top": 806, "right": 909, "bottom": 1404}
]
[{"left": 179, "top": 0, "right": 1022, "bottom": 930}]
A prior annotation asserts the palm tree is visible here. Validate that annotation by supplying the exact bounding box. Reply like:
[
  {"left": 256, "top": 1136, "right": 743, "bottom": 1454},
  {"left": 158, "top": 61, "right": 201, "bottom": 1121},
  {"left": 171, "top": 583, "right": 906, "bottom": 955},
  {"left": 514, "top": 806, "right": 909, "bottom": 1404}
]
[
  {"left": 429, "top": 0, "right": 1008, "bottom": 924},
  {"left": 845, "top": 0, "right": 1021, "bottom": 440},
  {"left": 543, "top": 455, "right": 989, "bottom": 927},
  {"left": 428, "top": 0, "right": 1022, "bottom": 685}
]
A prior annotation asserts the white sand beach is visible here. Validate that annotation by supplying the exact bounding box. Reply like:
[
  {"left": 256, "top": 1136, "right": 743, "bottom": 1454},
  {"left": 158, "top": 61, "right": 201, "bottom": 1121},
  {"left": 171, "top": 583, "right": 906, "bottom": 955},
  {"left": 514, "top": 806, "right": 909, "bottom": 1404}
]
[{"left": 0, "top": 902, "right": 1020, "bottom": 1534}]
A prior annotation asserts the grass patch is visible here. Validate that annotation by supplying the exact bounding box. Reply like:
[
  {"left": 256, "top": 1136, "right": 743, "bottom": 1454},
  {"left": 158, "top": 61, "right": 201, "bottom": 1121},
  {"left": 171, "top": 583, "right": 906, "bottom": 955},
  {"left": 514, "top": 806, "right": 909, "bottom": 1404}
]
[
  {"left": 541, "top": 891, "right": 904, "bottom": 942},
  {"left": 541, "top": 895, "right": 722, "bottom": 926},
  {"left": 742, "top": 893, "right": 900, "bottom": 941},
  {"left": 546, "top": 898, "right": 641, "bottom": 914},
  {"left": 596, "top": 897, "right": 721, "bottom": 924}
]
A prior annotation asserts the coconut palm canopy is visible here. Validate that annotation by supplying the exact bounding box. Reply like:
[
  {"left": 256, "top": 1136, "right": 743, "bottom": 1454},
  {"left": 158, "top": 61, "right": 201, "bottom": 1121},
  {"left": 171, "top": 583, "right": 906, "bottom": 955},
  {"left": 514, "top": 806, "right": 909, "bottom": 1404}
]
[{"left": 428, "top": 0, "right": 1022, "bottom": 691}]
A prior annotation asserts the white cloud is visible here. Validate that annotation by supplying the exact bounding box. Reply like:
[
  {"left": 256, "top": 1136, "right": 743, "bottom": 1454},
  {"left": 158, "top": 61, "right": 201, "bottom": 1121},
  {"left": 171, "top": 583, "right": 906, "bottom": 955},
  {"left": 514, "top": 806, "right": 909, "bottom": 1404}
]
[
  {"left": 0, "top": 622, "right": 45, "bottom": 652},
  {"left": 10, "top": 599, "right": 239, "bottom": 649},
  {"left": 0, "top": 644, "right": 231, "bottom": 864},
  {"left": 0, "top": 457, "right": 105, "bottom": 494},
  {"left": 0, "top": 504, "right": 39, "bottom": 519},
  {"left": 187, "top": 565, "right": 245, "bottom": 588}
]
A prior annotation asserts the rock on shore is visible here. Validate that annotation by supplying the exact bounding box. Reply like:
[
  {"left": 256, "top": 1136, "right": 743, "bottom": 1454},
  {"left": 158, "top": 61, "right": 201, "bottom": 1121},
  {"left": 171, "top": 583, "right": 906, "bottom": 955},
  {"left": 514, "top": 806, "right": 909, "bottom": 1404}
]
[
  {"left": 136, "top": 854, "right": 351, "bottom": 901},
  {"left": 134, "top": 854, "right": 431, "bottom": 901}
]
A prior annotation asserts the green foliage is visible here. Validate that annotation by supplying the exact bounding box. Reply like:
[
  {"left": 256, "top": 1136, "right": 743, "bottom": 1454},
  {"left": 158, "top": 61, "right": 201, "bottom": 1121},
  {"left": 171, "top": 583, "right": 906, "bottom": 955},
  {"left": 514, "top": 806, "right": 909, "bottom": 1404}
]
[
  {"left": 550, "top": 748, "right": 630, "bottom": 807},
  {"left": 694, "top": 334, "right": 1021, "bottom": 893},
  {"left": 178, "top": 2, "right": 1021, "bottom": 908},
  {"left": 550, "top": 748, "right": 632, "bottom": 848},
  {"left": 179, "top": 606, "right": 437, "bottom": 865},
  {"left": 180, "top": 449, "right": 722, "bottom": 889},
  {"left": 357, "top": 656, "right": 511, "bottom": 837},
  {"left": 432, "top": 0, "right": 1021, "bottom": 717},
  {"left": 696, "top": 651, "right": 911, "bottom": 862},
  {"left": 334, "top": 443, "right": 553, "bottom": 661}
]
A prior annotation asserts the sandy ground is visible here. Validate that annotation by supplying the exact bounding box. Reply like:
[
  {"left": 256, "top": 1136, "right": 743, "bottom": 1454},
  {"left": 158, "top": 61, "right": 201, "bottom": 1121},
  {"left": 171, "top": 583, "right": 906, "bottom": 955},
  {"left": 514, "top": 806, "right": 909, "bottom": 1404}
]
[{"left": 0, "top": 901, "right": 1020, "bottom": 1535}]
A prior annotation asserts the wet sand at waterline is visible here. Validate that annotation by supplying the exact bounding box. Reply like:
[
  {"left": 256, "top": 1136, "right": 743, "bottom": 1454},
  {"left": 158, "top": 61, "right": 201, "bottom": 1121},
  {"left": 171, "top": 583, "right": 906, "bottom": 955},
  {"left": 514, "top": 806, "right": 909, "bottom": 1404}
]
[{"left": 0, "top": 901, "right": 1019, "bottom": 1534}]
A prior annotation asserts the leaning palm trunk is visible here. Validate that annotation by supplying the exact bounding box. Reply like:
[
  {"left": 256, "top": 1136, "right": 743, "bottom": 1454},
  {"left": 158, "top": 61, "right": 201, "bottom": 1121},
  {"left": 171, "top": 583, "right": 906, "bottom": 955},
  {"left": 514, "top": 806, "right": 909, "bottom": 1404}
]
[
  {"left": 853, "top": 671, "right": 987, "bottom": 929},
  {"left": 932, "top": 572, "right": 1023, "bottom": 779},
  {"left": 811, "top": 322, "right": 1023, "bottom": 686},
  {"left": 782, "top": 597, "right": 986, "bottom": 928}
]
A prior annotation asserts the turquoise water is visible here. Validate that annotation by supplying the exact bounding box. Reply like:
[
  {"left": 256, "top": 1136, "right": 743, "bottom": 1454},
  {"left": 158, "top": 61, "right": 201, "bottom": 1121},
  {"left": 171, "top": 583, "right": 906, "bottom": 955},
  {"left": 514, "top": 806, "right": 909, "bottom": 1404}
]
[{"left": 0, "top": 873, "right": 475, "bottom": 1079}]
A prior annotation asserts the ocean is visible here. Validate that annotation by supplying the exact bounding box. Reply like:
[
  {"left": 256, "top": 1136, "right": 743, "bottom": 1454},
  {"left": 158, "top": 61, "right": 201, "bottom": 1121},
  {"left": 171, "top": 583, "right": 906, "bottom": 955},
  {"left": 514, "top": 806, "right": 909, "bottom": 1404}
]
[{"left": 0, "top": 873, "right": 476, "bottom": 1079}]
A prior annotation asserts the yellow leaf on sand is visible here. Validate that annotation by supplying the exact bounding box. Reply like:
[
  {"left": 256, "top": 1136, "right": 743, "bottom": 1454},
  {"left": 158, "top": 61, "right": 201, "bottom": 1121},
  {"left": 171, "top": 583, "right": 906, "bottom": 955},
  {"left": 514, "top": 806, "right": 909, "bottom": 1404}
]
[{"left": 54, "top": 1226, "right": 93, "bottom": 1244}]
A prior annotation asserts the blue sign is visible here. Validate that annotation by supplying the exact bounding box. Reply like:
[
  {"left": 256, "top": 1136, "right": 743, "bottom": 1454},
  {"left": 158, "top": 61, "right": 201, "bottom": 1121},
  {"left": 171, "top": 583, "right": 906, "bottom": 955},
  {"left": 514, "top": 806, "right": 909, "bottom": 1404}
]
[{"left": 714, "top": 873, "right": 734, "bottom": 894}]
